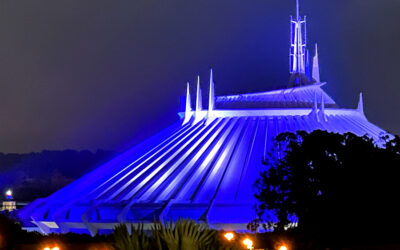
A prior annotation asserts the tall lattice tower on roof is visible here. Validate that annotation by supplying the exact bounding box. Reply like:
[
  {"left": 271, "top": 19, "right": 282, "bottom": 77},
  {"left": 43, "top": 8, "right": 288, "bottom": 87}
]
[{"left": 289, "top": 0, "right": 319, "bottom": 87}]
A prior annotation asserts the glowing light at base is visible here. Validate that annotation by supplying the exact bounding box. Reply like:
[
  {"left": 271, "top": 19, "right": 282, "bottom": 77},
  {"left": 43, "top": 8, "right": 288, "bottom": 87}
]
[
  {"left": 224, "top": 232, "right": 234, "bottom": 241},
  {"left": 43, "top": 247, "right": 59, "bottom": 250},
  {"left": 243, "top": 238, "right": 253, "bottom": 249},
  {"left": 279, "top": 245, "right": 288, "bottom": 250}
]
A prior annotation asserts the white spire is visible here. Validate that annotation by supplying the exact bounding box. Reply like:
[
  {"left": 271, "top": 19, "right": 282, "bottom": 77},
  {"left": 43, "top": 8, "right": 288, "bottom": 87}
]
[
  {"left": 194, "top": 76, "right": 203, "bottom": 123},
  {"left": 313, "top": 92, "right": 318, "bottom": 110},
  {"left": 208, "top": 69, "right": 215, "bottom": 113},
  {"left": 312, "top": 43, "right": 320, "bottom": 83},
  {"left": 310, "top": 92, "right": 320, "bottom": 122},
  {"left": 183, "top": 82, "right": 192, "bottom": 124},
  {"left": 320, "top": 95, "right": 327, "bottom": 122},
  {"left": 357, "top": 92, "right": 364, "bottom": 115},
  {"left": 296, "top": 0, "right": 300, "bottom": 20},
  {"left": 196, "top": 76, "right": 202, "bottom": 112}
]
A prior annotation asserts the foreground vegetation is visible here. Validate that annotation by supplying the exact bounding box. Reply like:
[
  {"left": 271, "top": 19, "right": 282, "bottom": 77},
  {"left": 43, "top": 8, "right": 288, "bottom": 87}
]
[
  {"left": 253, "top": 131, "right": 400, "bottom": 248},
  {"left": 113, "top": 219, "right": 234, "bottom": 250}
]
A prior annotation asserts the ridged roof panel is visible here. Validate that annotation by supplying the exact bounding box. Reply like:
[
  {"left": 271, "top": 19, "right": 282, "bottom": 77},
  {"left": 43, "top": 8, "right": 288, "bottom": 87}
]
[{"left": 19, "top": 109, "right": 388, "bottom": 234}]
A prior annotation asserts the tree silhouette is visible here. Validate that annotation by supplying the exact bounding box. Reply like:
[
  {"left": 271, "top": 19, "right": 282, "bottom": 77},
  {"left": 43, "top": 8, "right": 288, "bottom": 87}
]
[{"left": 254, "top": 130, "right": 400, "bottom": 245}]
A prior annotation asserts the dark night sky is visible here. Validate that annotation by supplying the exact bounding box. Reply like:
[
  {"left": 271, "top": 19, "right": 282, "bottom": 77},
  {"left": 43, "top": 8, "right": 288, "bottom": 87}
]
[{"left": 0, "top": 0, "right": 399, "bottom": 153}]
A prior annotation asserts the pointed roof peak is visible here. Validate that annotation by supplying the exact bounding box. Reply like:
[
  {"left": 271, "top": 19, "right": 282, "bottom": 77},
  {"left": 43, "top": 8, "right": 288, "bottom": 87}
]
[
  {"left": 196, "top": 76, "right": 202, "bottom": 110},
  {"left": 312, "top": 43, "right": 321, "bottom": 83},
  {"left": 357, "top": 92, "right": 365, "bottom": 115},
  {"left": 194, "top": 76, "right": 203, "bottom": 123},
  {"left": 209, "top": 69, "right": 215, "bottom": 113},
  {"left": 183, "top": 82, "right": 192, "bottom": 124}
]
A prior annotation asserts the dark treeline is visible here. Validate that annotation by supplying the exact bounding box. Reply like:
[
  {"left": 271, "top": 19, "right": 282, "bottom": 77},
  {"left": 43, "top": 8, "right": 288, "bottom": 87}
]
[{"left": 0, "top": 150, "right": 116, "bottom": 201}]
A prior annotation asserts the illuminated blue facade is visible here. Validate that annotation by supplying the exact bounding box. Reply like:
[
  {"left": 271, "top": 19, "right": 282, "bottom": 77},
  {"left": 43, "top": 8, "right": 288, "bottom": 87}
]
[{"left": 19, "top": 1, "right": 387, "bottom": 234}]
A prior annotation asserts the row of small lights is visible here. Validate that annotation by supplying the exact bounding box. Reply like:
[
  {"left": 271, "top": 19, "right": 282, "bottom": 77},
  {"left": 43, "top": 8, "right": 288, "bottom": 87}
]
[
  {"left": 40, "top": 232, "right": 285, "bottom": 250},
  {"left": 224, "top": 232, "right": 288, "bottom": 250}
]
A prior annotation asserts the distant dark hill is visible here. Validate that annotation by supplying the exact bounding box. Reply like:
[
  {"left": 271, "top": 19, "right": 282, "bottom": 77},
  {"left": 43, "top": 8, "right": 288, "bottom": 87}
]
[{"left": 0, "top": 150, "right": 116, "bottom": 201}]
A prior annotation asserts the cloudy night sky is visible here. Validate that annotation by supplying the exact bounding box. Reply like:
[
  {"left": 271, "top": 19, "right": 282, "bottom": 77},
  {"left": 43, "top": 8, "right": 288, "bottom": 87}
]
[{"left": 0, "top": 0, "right": 399, "bottom": 153}]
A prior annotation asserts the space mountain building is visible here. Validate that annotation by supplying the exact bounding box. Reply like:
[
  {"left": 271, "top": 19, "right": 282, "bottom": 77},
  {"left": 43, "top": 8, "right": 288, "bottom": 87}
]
[{"left": 19, "top": 1, "right": 387, "bottom": 234}]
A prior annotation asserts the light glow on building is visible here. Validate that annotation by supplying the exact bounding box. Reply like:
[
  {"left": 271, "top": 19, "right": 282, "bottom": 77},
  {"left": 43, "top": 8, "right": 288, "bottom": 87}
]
[{"left": 5, "top": 189, "right": 12, "bottom": 200}]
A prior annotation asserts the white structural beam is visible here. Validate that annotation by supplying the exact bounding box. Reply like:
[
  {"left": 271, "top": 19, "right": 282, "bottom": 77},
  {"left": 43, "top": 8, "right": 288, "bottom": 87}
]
[{"left": 320, "top": 95, "right": 327, "bottom": 122}]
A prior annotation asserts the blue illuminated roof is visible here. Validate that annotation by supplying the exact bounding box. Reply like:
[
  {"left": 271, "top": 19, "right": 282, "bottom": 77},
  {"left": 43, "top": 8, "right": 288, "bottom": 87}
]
[{"left": 18, "top": 85, "right": 387, "bottom": 234}]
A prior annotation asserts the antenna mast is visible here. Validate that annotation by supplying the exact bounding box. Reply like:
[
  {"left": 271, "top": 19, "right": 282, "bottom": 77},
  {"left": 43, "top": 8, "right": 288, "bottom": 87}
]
[{"left": 290, "top": 0, "right": 307, "bottom": 75}]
